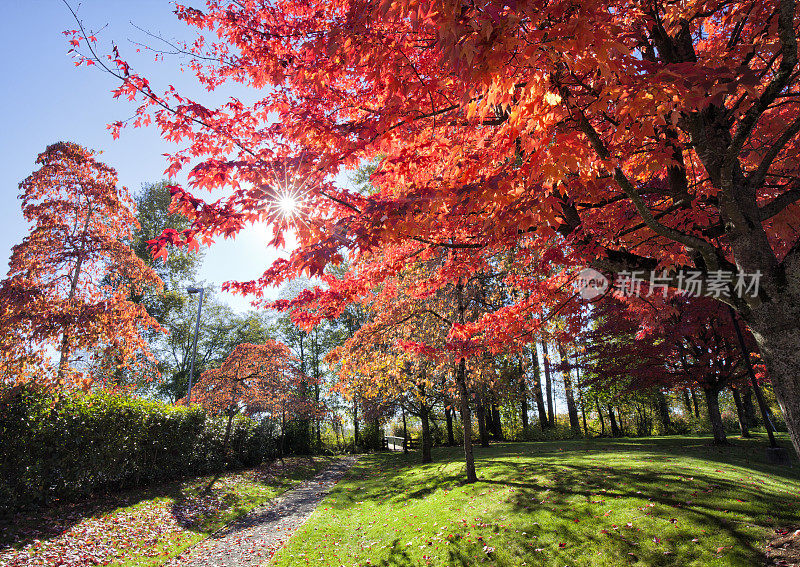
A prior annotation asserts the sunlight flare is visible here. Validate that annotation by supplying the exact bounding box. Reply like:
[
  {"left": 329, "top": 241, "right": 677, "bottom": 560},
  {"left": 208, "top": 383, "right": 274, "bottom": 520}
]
[{"left": 277, "top": 193, "right": 299, "bottom": 217}]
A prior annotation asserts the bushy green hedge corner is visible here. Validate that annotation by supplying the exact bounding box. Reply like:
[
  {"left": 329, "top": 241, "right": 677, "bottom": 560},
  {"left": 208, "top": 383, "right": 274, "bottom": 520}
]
[{"left": 0, "top": 385, "right": 278, "bottom": 513}]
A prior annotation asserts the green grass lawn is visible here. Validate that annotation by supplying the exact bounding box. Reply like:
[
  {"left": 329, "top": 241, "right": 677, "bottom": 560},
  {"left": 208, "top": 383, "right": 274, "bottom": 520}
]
[
  {"left": 272, "top": 436, "right": 800, "bottom": 566},
  {"left": 0, "top": 455, "right": 333, "bottom": 567}
]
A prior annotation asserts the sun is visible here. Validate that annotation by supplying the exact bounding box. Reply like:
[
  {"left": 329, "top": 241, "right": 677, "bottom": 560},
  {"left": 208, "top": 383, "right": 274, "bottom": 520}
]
[{"left": 277, "top": 193, "right": 299, "bottom": 217}]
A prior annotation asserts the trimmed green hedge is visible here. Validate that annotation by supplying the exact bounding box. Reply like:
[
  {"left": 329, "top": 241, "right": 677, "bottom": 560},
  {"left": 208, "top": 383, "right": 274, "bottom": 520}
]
[{"left": 0, "top": 385, "right": 278, "bottom": 513}]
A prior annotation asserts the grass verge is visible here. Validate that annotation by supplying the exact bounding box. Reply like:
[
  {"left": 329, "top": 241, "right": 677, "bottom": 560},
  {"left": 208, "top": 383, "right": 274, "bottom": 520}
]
[
  {"left": 271, "top": 436, "right": 800, "bottom": 566},
  {"left": 0, "top": 455, "right": 332, "bottom": 567}
]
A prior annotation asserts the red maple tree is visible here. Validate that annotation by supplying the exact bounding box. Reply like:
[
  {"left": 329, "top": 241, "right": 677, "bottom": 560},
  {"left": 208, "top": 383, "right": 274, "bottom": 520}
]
[
  {"left": 0, "top": 142, "right": 162, "bottom": 388},
  {"left": 68, "top": 0, "right": 800, "bottom": 453},
  {"left": 190, "top": 340, "right": 318, "bottom": 474}
]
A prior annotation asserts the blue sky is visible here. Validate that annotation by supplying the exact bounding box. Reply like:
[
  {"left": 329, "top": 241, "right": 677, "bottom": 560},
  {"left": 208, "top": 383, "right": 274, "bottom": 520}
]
[{"left": 0, "top": 0, "right": 301, "bottom": 312}]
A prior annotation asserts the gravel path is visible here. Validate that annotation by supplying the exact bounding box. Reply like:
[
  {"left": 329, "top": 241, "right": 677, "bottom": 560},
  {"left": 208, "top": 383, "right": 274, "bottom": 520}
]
[{"left": 169, "top": 456, "right": 357, "bottom": 567}]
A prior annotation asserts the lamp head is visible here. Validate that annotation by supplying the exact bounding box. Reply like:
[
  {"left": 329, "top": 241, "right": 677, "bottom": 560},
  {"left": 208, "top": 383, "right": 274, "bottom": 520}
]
[{"left": 187, "top": 286, "right": 203, "bottom": 294}]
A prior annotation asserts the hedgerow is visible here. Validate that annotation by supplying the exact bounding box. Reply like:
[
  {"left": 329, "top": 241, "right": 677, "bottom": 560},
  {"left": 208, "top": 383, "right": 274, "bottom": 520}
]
[{"left": 0, "top": 385, "right": 278, "bottom": 513}]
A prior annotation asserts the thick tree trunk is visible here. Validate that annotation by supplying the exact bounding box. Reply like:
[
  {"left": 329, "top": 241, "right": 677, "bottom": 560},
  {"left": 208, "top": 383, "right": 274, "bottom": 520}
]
[
  {"left": 456, "top": 359, "right": 477, "bottom": 483},
  {"left": 558, "top": 346, "right": 581, "bottom": 436},
  {"left": 703, "top": 387, "right": 727, "bottom": 444},
  {"left": 730, "top": 386, "right": 751, "bottom": 438},
  {"left": 656, "top": 391, "right": 672, "bottom": 433},
  {"left": 608, "top": 405, "right": 621, "bottom": 437},
  {"left": 420, "top": 403, "right": 432, "bottom": 463},
  {"left": 739, "top": 310, "right": 800, "bottom": 454},
  {"left": 541, "top": 340, "right": 554, "bottom": 426},
  {"left": 445, "top": 406, "right": 455, "bottom": 446},
  {"left": 530, "top": 350, "right": 548, "bottom": 430}
]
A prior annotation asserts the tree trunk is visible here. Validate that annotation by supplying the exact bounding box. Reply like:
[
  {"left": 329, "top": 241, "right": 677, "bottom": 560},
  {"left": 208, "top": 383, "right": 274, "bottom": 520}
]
[
  {"left": 456, "top": 359, "right": 477, "bottom": 483},
  {"left": 682, "top": 389, "right": 693, "bottom": 417},
  {"left": 281, "top": 409, "right": 287, "bottom": 457},
  {"left": 541, "top": 340, "right": 554, "bottom": 426},
  {"left": 402, "top": 404, "right": 409, "bottom": 453},
  {"left": 729, "top": 311, "right": 780, "bottom": 447},
  {"left": 445, "top": 405, "right": 455, "bottom": 446},
  {"left": 455, "top": 280, "right": 477, "bottom": 482},
  {"left": 730, "top": 386, "right": 751, "bottom": 438},
  {"left": 690, "top": 388, "right": 701, "bottom": 418},
  {"left": 420, "top": 403, "right": 432, "bottom": 463},
  {"left": 742, "top": 384, "right": 759, "bottom": 427},
  {"left": 353, "top": 395, "right": 359, "bottom": 450},
  {"left": 57, "top": 206, "right": 94, "bottom": 382},
  {"left": 476, "top": 397, "right": 489, "bottom": 447},
  {"left": 519, "top": 358, "right": 529, "bottom": 432},
  {"left": 580, "top": 399, "right": 589, "bottom": 436},
  {"left": 482, "top": 399, "right": 493, "bottom": 438},
  {"left": 575, "top": 356, "right": 589, "bottom": 436},
  {"left": 597, "top": 401, "right": 606, "bottom": 436},
  {"left": 558, "top": 345, "right": 581, "bottom": 437},
  {"left": 491, "top": 404, "right": 503, "bottom": 440},
  {"left": 656, "top": 391, "right": 672, "bottom": 433},
  {"left": 315, "top": 382, "right": 321, "bottom": 448},
  {"left": 719, "top": 187, "right": 800, "bottom": 457},
  {"left": 703, "top": 387, "right": 727, "bottom": 444},
  {"left": 607, "top": 405, "right": 621, "bottom": 437},
  {"left": 617, "top": 407, "right": 626, "bottom": 436},
  {"left": 530, "top": 350, "right": 548, "bottom": 430}
]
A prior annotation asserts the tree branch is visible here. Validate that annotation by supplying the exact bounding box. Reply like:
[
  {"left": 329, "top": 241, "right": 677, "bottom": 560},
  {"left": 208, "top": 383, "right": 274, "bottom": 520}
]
[
  {"left": 723, "top": 0, "right": 798, "bottom": 182},
  {"left": 749, "top": 114, "right": 800, "bottom": 189},
  {"left": 759, "top": 182, "right": 800, "bottom": 220},
  {"left": 557, "top": 84, "right": 722, "bottom": 268}
]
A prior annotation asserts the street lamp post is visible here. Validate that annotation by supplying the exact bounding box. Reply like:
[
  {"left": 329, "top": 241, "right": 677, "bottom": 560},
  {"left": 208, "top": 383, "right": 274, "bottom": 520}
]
[{"left": 186, "top": 286, "right": 204, "bottom": 404}]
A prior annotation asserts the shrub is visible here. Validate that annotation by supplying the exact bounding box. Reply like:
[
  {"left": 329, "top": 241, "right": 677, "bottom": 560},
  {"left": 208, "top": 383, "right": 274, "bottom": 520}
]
[
  {"left": 358, "top": 421, "right": 384, "bottom": 452},
  {"left": 0, "top": 385, "right": 278, "bottom": 513},
  {"left": 282, "top": 418, "right": 313, "bottom": 455}
]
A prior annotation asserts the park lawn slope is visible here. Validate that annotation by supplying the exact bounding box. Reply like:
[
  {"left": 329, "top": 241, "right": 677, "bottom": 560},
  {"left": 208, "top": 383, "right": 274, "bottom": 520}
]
[
  {"left": 271, "top": 436, "right": 800, "bottom": 566},
  {"left": 0, "top": 455, "right": 332, "bottom": 567}
]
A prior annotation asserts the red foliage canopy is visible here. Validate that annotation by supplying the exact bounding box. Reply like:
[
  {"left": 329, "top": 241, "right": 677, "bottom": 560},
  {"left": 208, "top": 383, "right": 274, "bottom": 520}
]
[
  {"left": 0, "top": 142, "right": 162, "bottom": 388},
  {"left": 191, "top": 341, "right": 319, "bottom": 420}
]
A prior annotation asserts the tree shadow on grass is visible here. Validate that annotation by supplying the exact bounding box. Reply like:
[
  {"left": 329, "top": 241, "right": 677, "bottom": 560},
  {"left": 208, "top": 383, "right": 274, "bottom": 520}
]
[
  {"left": 0, "top": 481, "right": 185, "bottom": 550},
  {"left": 318, "top": 440, "right": 800, "bottom": 566},
  {"left": 169, "top": 455, "right": 330, "bottom": 534},
  {"left": 483, "top": 435, "right": 800, "bottom": 482},
  {"left": 0, "top": 456, "right": 326, "bottom": 550},
  {"left": 478, "top": 458, "right": 799, "bottom": 565},
  {"left": 375, "top": 539, "right": 415, "bottom": 566}
]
